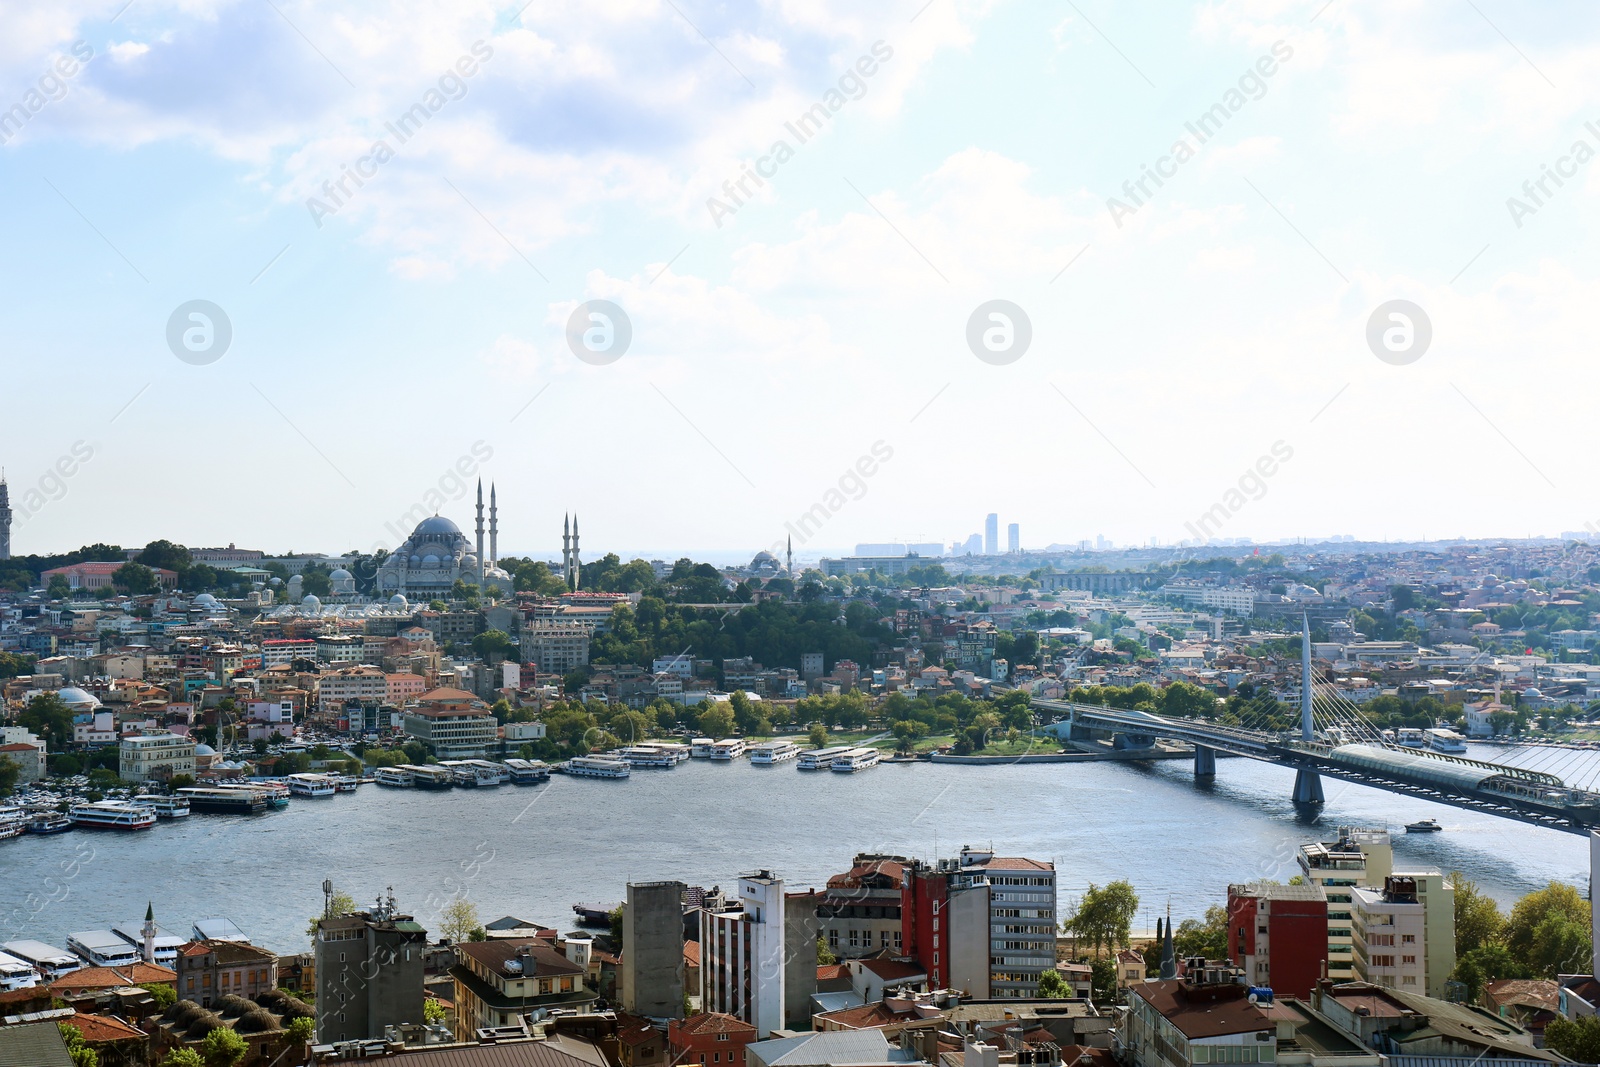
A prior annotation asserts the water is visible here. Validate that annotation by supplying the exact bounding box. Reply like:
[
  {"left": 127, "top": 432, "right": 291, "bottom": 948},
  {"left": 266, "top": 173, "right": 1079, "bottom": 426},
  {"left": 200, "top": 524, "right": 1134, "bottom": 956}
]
[{"left": 1, "top": 748, "right": 1593, "bottom": 955}]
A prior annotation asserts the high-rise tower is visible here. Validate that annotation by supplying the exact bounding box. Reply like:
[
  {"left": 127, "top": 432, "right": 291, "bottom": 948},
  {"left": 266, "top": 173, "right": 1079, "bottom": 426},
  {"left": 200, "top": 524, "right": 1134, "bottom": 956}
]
[{"left": 0, "top": 471, "right": 10, "bottom": 560}]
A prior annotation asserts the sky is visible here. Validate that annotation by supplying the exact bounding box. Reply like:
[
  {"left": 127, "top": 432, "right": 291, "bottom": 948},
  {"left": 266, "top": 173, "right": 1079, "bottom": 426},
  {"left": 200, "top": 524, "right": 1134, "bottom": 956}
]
[{"left": 2, "top": 0, "right": 1598, "bottom": 562}]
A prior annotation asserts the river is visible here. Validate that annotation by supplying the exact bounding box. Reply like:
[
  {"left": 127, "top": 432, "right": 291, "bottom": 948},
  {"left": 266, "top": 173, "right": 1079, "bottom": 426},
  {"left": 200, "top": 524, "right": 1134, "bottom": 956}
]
[{"left": 1, "top": 744, "right": 1593, "bottom": 955}]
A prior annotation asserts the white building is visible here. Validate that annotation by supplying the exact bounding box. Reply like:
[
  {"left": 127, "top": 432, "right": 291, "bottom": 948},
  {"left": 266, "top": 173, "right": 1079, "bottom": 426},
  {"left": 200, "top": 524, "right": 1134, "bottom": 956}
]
[
  {"left": 522, "top": 623, "right": 592, "bottom": 674},
  {"left": 1349, "top": 871, "right": 1454, "bottom": 999},
  {"left": 700, "top": 871, "right": 789, "bottom": 1037},
  {"left": 118, "top": 730, "right": 196, "bottom": 784}
]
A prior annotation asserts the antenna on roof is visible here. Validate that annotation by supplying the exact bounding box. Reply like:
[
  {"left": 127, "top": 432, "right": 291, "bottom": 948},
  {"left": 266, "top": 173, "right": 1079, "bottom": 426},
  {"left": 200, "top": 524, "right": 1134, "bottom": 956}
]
[{"left": 322, "top": 879, "right": 333, "bottom": 919}]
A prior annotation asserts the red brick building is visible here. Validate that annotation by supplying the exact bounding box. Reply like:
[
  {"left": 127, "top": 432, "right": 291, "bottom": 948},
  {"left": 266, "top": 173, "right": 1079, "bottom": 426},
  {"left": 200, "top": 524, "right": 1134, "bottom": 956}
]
[
  {"left": 1227, "top": 881, "right": 1328, "bottom": 998},
  {"left": 667, "top": 1012, "right": 758, "bottom": 1067}
]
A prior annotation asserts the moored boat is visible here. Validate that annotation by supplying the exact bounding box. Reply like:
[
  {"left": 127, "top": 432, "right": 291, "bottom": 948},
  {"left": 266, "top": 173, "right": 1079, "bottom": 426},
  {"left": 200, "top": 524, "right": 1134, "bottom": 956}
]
[
  {"left": 0, "top": 808, "right": 27, "bottom": 841},
  {"left": 25, "top": 812, "right": 73, "bottom": 835},
  {"left": 748, "top": 740, "right": 800, "bottom": 764},
  {"left": 285, "top": 773, "right": 337, "bottom": 797},
  {"left": 829, "top": 747, "right": 882, "bottom": 773},
  {"left": 504, "top": 758, "right": 551, "bottom": 784},
  {"left": 798, "top": 745, "right": 852, "bottom": 770},
  {"left": 374, "top": 767, "right": 414, "bottom": 788},
  {"left": 144, "top": 795, "right": 190, "bottom": 819},
  {"left": 710, "top": 738, "right": 747, "bottom": 760},
  {"left": 70, "top": 800, "right": 156, "bottom": 831},
  {"left": 177, "top": 787, "right": 269, "bottom": 815},
  {"left": 402, "top": 764, "right": 454, "bottom": 790},
  {"left": 561, "top": 757, "right": 630, "bottom": 779}
]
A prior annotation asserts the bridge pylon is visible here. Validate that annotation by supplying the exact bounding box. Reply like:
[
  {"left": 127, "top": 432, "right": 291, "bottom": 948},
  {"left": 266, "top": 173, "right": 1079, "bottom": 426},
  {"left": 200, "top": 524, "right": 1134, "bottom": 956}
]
[
  {"left": 1194, "top": 745, "right": 1216, "bottom": 778},
  {"left": 1292, "top": 767, "right": 1325, "bottom": 805}
]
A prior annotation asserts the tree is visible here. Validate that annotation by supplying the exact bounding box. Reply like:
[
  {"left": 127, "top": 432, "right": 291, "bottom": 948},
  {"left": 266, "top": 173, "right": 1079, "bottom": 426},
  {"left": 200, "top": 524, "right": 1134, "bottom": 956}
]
[
  {"left": 1451, "top": 944, "right": 1528, "bottom": 1001},
  {"left": 1036, "top": 968, "right": 1071, "bottom": 999},
  {"left": 143, "top": 982, "right": 177, "bottom": 1009},
  {"left": 817, "top": 937, "right": 838, "bottom": 965},
  {"left": 160, "top": 1050, "right": 204, "bottom": 1067},
  {"left": 1451, "top": 873, "right": 1505, "bottom": 956},
  {"left": 1505, "top": 882, "right": 1592, "bottom": 977},
  {"left": 0, "top": 756, "right": 18, "bottom": 798},
  {"left": 1065, "top": 881, "right": 1139, "bottom": 956},
  {"left": 891, "top": 720, "right": 928, "bottom": 755},
  {"left": 59, "top": 1023, "right": 98, "bottom": 1067},
  {"left": 472, "top": 629, "right": 513, "bottom": 661},
  {"left": 200, "top": 1026, "right": 247, "bottom": 1067},
  {"left": 808, "top": 723, "right": 829, "bottom": 748},
  {"left": 113, "top": 561, "right": 159, "bottom": 595},
  {"left": 308, "top": 887, "right": 356, "bottom": 938},
  {"left": 439, "top": 897, "right": 481, "bottom": 944},
  {"left": 697, "top": 704, "right": 735, "bottom": 740},
  {"left": 1173, "top": 906, "right": 1229, "bottom": 960},
  {"left": 47, "top": 574, "right": 71, "bottom": 600},
  {"left": 19, "top": 692, "right": 75, "bottom": 750},
  {"left": 286, "top": 1016, "right": 315, "bottom": 1044},
  {"left": 1090, "top": 958, "right": 1119, "bottom": 1004},
  {"left": 1547, "top": 1016, "right": 1600, "bottom": 1064},
  {"left": 423, "top": 999, "right": 447, "bottom": 1025}
]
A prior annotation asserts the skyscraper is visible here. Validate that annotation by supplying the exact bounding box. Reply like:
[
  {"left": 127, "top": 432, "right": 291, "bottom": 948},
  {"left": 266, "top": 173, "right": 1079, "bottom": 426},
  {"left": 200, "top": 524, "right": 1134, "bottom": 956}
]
[
  {"left": 0, "top": 472, "right": 10, "bottom": 560},
  {"left": 1007, "top": 523, "right": 1019, "bottom": 554},
  {"left": 984, "top": 513, "right": 998, "bottom": 555}
]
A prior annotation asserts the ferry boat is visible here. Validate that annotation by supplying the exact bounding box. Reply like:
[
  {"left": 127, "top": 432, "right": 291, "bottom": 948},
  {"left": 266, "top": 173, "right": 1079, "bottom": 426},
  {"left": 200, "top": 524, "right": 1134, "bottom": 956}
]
[
  {"left": 177, "top": 787, "right": 269, "bottom": 815},
  {"left": 617, "top": 745, "right": 677, "bottom": 769},
  {"left": 798, "top": 745, "right": 853, "bottom": 770},
  {"left": 401, "top": 764, "right": 454, "bottom": 790},
  {"left": 438, "top": 761, "right": 476, "bottom": 787},
  {"left": 690, "top": 738, "right": 717, "bottom": 758},
  {"left": 830, "top": 747, "right": 883, "bottom": 773},
  {"left": 249, "top": 781, "right": 291, "bottom": 809},
  {"left": 562, "top": 757, "right": 630, "bottom": 779},
  {"left": 651, "top": 742, "right": 692, "bottom": 764},
  {"left": 462, "top": 759, "right": 509, "bottom": 786},
  {"left": 572, "top": 902, "right": 619, "bottom": 926},
  {"left": 1395, "top": 728, "right": 1427, "bottom": 749},
  {"left": 373, "top": 767, "right": 414, "bottom": 788},
  {"left": 286, "top": 773, "right": 337, "bottom": 797},
  {"left": 0, "top": 941, "right": 80, "bottom": 980},
  {"left": 1426, "top": 728, "right": 1468, "bottom": 754},
  {"left": 0, "top": 952, "right": 38, "bottom": 991},
  {"left": 333, "top": 775, "right": 360, "bottom": 793},
  {"left": 0, "top": 808, "right": 27, "bottom": 841},
  {"left": 144, "top": 795, "right": 190, "bottom": 819},
  {"left": 504, "top": 758, "right": 551, "bottom": 784},
  {"left": 24, "top": 812, "right": 73, "bottom": 835},
  {"left": 747, "top": 740, "right": 801, "bottom": 765},
  {"left": 70, "top": 800, "right": 156, "bottom": 831},
  {"left": 710, "top": 738, "right": 747, "bottom": 760}
]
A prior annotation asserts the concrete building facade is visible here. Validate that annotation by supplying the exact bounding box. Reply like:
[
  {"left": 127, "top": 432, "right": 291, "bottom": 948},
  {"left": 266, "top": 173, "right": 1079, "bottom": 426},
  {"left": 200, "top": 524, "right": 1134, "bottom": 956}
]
[
  {"left": 622, "top": 880, "right": 686, "bottom": 1020},
  {"left": 313, "top": 894, "right": 427, "bottom": 1043}
]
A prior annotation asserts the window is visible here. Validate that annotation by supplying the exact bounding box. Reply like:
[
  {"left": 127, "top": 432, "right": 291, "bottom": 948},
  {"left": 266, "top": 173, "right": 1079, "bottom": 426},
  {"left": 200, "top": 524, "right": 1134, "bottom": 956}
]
[
  {"left": 1401, "top": 934, "right": 1415, "bottom": 944},
  {"left": 1402, "top": 955, "right": 1416, "bottom": 964},
  {"left": 717, "top": 1034, "right": 729, "bottom": 1042},
  {"left": 827, "top": 930, "right": 838, "bottom": 948}
]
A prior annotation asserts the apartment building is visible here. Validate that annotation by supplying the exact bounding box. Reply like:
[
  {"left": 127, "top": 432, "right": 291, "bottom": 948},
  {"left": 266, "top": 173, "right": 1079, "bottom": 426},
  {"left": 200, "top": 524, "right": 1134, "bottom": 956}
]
[
  {"left": 521, "top": 623, "right": 592, "bottom": 674},
  {"left": 174, "top": 939, "right": 278, "bottom": 1008},
  {"left": 316, "top": 666, "right": 387, "bottom": 717},
  {"left": 449, "top": 937, "right": 595, "bottom": 1040},
  {"left": 1297, "top": 827, "right": 1392, "bottom": 982},
  {"left": 817, "top": 855, "right": 906, "bottom": 959},
  {"left": 1227, "top": 882, "right": 1328, "bottom": 998},
  {"left": 902, "top": 847, "right": 1056, "bottom": 999},
  {"left": 699, "top": 872, "right": 817, "bottom": 1037},
  {"left": 314, "top": 896, "right": 426, "bottom": 1043},
  {"left": 117, "top": 730, "right": 196, "bottom": 784},
  {"left": 1349, "top": 872, "right": 1455, "bottom": 999}
]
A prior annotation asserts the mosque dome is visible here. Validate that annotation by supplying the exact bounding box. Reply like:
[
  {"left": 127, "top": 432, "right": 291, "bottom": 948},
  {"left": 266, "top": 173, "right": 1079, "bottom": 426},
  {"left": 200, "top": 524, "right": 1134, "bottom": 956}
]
[
  {"left": 193, "top": 593, "right": 219, "bottom": 607},
  {"left": 329, "top": 568, "right": 353, "bottom": 581},
  {"left": 301, "top": 594, "right": 322, "bottom": 611},
  {"left": 57, "top": 687, "right": 101, "bottom": 710},
  {"left": 389, "top": 593, "right": 409, "bottom": 610},
  {"left": 194, "top": 743, "right": 216, "bottom": 756},
  {"left": 413, "top": 515, "right": 463, "bottom": 539}
]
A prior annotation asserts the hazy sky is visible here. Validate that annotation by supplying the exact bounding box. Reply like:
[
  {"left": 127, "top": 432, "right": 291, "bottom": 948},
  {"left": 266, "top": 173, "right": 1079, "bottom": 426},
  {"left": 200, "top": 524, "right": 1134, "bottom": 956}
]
[{"left": 2, "top": 0, "right": 1596, "bottom": 560}]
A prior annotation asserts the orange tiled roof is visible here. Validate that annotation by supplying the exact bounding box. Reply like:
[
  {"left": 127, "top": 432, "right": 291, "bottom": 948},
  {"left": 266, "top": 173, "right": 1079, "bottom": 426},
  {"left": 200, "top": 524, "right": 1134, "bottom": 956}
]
[
  {"left": 50, "top": 963, "right": 176, "bottom": 992},
  {"left": 69, "top": 1013, "right": 147, "bottom": 1043}
]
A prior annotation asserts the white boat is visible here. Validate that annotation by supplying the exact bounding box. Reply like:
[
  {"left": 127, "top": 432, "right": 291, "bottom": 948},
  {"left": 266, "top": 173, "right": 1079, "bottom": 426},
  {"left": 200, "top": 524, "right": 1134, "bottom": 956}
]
[
  {"left": 332, "top": 775, "right": 360, "bottom": 793},
  {"left": 1426, "top": 728, "right": 1468, "bottom": 754},
  {"left": 504, "top": 758, "right": 551, "bottom": 784},
  {"left": 0, "top": 808, "right": 27, "bottom": 841},
  {"left": 1396, "top": 728, "right": 1426, "bottom": 749},
  {"left": 0, "top": 951, "right": 38, "bottom": 991},
  {"left": 748, "top": 740, "right": 800, "bottom": 765},
  {"left": 1, "top": 940, "right": 80, "bottom": 980},
  {"left": 464, "top": 759, "right": 509, "bottom": 786},
  {"left": 830, "top": 747, "right": 882, "bottom": 773},
  {"left": 798, "top": 745, "right": 853, "bottom": 770},
  {"left": 690, "top": 738, "right": 717, "bottom": 758},
  {"left": 562, "top": 757, "right": 630, "bottom": 779},
  {"left": 144, "top": 795, "right": 190, "bottom": 819},
  {"left": 710, "top": 738, "right": 747, "bottom": 760},
  {"left": 70, "top": 800, "right": 156, "bottom": 831},
  {"left": 617, "top": 745, "right": 677, "bottom": 769},
  {"left": 401, "top": 764, "right": 453, "bottom": 790},
  {"left": 373, "top": 767, "right": 414, "bottom": 788},
  {"left": 285, "top": 773, "right": 337, "bottom": 797},
  {"left": 653, "top": 742, "right": 692, "bottom": 764}
]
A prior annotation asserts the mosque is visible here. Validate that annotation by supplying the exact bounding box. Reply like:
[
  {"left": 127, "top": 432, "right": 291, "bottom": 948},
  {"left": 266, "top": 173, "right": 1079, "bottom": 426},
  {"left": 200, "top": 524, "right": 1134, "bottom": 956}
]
[{"left": 375, "top": 481, "right": 514, "bottom": 598}]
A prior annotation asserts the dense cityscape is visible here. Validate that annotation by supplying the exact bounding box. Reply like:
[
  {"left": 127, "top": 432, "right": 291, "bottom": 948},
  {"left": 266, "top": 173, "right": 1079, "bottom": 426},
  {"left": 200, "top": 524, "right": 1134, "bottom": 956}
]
[{"left": 6, "top": 488, "right": 1600, "bottom": 1065}]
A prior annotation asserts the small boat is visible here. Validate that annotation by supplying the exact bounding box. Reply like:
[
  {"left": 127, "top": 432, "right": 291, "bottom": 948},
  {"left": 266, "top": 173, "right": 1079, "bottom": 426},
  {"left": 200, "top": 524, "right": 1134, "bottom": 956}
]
[
  {"left": 748, "top": 741, "right": 800, "bottom": 765},
  {"left": 572, "top": 903, "right": 618, "bottom": 926},
  {"left": 332, "top": 775, "right": 360, "bottom": 792},
  {"left": 1405, "top": 818, "right": 1442, "bottom": 833},
  {"left": 25, "top": 813, "right": 73, "bottom": 835},
  {"left": 286, "top": 773, "right": 337, "bottom": 797}
]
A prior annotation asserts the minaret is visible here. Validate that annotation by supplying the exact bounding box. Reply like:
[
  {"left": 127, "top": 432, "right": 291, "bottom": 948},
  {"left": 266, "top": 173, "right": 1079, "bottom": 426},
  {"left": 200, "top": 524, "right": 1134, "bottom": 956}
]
[
  {"left": 0, "top": 470, "right": 11, "bottom": 561},
  {"left": 142, "top": 901, "right": 156, "bottom": 964},
  {"left": 489, "top": 484, "right": 498, "bottom": 569},
  {"left": 562, "top": 514, "right": 571, "bottom": 588},
  {"left": 571, "top": 515, "right": 580, "bottom": 591},
  {"left": 786, "top": 534, "right": 792, "bottom": 576},
  {"left": 474, "top": 480, "right": 486, "bottom": 589}
]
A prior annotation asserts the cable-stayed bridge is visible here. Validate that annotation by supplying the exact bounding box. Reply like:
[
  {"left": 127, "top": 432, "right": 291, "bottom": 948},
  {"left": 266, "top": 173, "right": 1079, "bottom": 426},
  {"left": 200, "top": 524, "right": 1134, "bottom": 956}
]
[{"left": 1031, "top": 620, "right": 1600, "bottom": 836}]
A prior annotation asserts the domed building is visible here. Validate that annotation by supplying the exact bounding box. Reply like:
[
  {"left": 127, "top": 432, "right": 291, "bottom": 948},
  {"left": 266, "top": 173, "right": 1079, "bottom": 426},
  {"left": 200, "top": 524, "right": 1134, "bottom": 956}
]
[
  {"left": 375, "top": 481, "right": 513, "bottom": 598},
  {"left": 56, "top": 686, "right": 101, "bottom": 712},
  {"left": 329, "top": 568, "right": 357, "bottom": 599}
]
